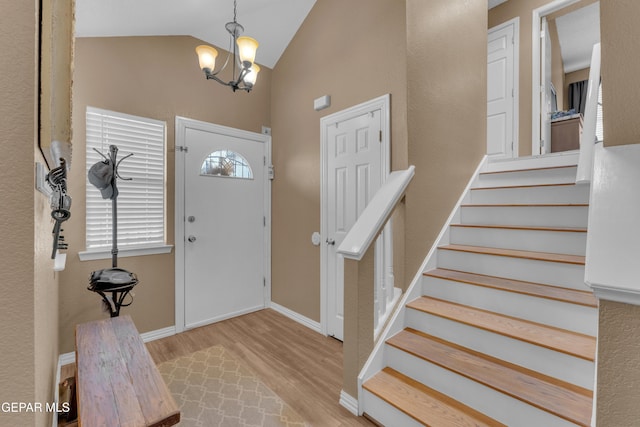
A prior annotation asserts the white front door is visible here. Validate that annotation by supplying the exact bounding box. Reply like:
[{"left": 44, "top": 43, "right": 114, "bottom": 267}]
[
  {"left": 177, "top": 119, "right": 269, "bottom": 330},
  {"left": 323, "top": 105, "right": 385, "bottom": 341},
  {"left": 488, "top": 20, "right": 517, "bottom": 158}
]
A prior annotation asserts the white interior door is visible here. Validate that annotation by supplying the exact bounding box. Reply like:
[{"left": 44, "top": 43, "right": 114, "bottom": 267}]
[
  {"left": 325, "top": 109, "right": 383, "bottom": 341},
  {"left": 181, "top": 123, "right": 267, "bottom": 330},
  {"left": 541, "top": 17, "right": 552, "bottom": 155},
  {"left": 487, "top": 21, "right": 516, "bottom": 158}
]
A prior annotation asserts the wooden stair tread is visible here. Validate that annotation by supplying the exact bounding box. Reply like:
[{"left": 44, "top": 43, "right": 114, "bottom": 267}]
[
  {"left": 450, "top": 224, "right": 587, "bottom": 233},
  {"left": 386, "top": 329, "right": 592, "bottom": 426},
  {"left": 439, "top": 244, "right": 586, "bottom": 265},
  {"left": 479, "top": 164, "right": 577, "bottom": 175},
  {"left": 406, "top": 296, "right": 596, "bottom": 361},
  {"left": 363, "top": 367, "right": 506, "bottom": 427},
  {"left": 424, "top": 268, "right": 597, "bottom": 307}
]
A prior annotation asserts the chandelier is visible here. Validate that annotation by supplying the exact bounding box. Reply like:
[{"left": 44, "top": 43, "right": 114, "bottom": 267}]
[{"left": 195, "top": 0, "right": 260, "bottom": 92}]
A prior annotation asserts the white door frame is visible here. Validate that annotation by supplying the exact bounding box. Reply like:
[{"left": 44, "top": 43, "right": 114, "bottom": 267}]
[
  {"left": 320, "top": 94, "right": 391, "bottom": 337},
  {"left": 488, "top": 17, "right": 520, "bottom": 158},
  {"left": 532, "top": 0, "right": 581, "bottom": 155},
  {"left": 174, "top": 116, "right": 272, "bottom": 333}
]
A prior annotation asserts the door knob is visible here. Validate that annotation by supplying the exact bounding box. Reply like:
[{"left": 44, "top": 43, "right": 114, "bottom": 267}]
[
  {"left": 326, "top": 238, "right": 335, "bottom": 245},
  {"left": 187, "top": 235, "right": 197, "bottom": 243}
]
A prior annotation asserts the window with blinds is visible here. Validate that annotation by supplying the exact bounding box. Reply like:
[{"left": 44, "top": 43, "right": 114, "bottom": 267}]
[{"left": 85, "top": 107, "right": 166, "bottom": 251}]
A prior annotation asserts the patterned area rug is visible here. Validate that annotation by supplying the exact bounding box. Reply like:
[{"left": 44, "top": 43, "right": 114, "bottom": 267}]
[{"left": 157, "top": 346, "right": 308, "bottom": 427}]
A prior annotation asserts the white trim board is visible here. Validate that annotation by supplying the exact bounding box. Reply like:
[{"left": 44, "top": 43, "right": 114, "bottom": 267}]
[
  {"left": 340, "top": 390, "right": 359, "bottom": 416},
  {"left": 269, "top": 302, "right": 322, "bottom": 334}
]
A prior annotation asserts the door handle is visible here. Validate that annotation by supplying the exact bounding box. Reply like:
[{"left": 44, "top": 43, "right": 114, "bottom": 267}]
[
  {"left": 187, "top": 235, "right": 197, "bottom": 243},
  {"left": 326, "top": 238, "right": 335, "bottom": 246}
]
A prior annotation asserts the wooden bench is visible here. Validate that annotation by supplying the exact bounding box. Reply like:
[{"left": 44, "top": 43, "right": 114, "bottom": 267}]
[{"left": 75, "top": 315, "right": 180, "bottom": 427}]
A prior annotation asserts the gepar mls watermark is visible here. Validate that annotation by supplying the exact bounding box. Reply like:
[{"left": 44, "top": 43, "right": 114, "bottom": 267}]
[{"left": 1, "top": 402, "right": 70, "bottom": 413}]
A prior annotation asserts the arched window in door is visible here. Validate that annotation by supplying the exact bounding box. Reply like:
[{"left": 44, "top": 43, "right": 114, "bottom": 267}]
[{"left": 200, "top": 150, "right": 253, "bottom": 179}]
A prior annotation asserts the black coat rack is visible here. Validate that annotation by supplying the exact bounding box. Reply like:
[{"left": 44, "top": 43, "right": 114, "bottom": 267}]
[{"left": 87, "top": 145, "right": 139, "bottom": 317}]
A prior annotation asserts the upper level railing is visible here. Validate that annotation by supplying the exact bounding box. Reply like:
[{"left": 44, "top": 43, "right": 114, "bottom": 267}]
[{"left": 576, "top": 43, "right": 601, "bottom": 184}]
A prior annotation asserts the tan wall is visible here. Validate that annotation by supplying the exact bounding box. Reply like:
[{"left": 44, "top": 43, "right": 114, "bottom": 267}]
[
  {"left": 0, "top": 3, "right": 37, "bottom": 425},
  {"left": 600, "top": 0, "right": 640, "bottom": 147},
  {"left": 60, "top": 35, "right": 272, "bottom": 353},
  {"left": 405, "top": 0, "right": 487, "bottom": 281},
  {"left": 595, "top": 0, "right": 640, "bottom": 424},
  {"left": 0, "top": 1, "right": 67, "bottom": 426},
  {"left": 597, "top": 301, "right": 640, "bottom": 425},
  {"left": 489, "top": 0, "right": 598, "bottom": 156},
  {"left": 269, "top": 0, "right": 408, "bottom": 322}
]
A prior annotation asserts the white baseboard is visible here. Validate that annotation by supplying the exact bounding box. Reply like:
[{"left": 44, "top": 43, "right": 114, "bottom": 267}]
[
  {"left": 339, "top": 390, "right": 359, "bottom": 416},
  {"left": 269, "top": 301, "right": 322, "bottom": 334}
]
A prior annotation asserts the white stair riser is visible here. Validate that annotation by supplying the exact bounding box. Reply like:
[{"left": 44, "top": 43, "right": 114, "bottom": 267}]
[
  {"left": 361, "top": 390, "right": 425, "bottom": 427},
  {"left": 475, "top": 167, "right": 577, "bottom": 188},
  {"left": 483, "top": 154, "right": 579, "bottom": 173},
  {"left": 450, "top": 226, "right": 587, "bottom": 256},
  {"left": 470, "top": 184, "right": 590, "bottom": 204},
  {"left": 460, "top": 205, "right": 589, "bottom": 228},
  {"left": 421, "top": 276, "right": 597, "bottom": 335},
  {"left": 385, "top": 345, "right": 584, "bottom": 427},
  {"left": 404, "top": 309, "right": 595, "bottom": 389},
  {"left": 437, "top": 249, "right": 588, "bottom": 290}
]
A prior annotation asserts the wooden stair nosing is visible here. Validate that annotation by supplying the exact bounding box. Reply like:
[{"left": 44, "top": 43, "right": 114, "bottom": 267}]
[
  {"left": 406, "top": 296, "right": 596, "bottom": 361},
  {"left": 439, "top": 244, "right": 586, "bottom": 265},
  {"left": 363, "top": 367, "right": 507, "bottom": 427},
  {"left": 471, "top": 182, "right": 579, "bottom": 190},
  {"left": 479, "top": 164, "right": 577, "bottom": 175},
  {"left": 423, "top": 268, "right": 597, "bottom": 308},
  {"left": 386, "top": 329, "right": 592, "bottom": 427},
  {"left": 449, "top": 223, "right": 587, "bottom": 233}
]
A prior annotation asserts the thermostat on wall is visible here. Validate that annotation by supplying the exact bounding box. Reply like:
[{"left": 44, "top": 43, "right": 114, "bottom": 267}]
[{"left": 314, "top": 95, "right": 331, "bottom": 111}]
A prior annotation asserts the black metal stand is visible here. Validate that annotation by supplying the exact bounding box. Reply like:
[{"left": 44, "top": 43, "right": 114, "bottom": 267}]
[{"left": 87, "top": 145, "right": 138, "bottom": 317}]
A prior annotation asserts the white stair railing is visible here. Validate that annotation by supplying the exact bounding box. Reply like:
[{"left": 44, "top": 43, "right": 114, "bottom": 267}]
[
  {"left": 336, "top": 166, "right": 414, "bottom": 413},
  {"left": 576, "top": 43, "right": 601, "bottom": 184},
  {"left": 338, "top": 167, "right": 414, "bottom": 339}
]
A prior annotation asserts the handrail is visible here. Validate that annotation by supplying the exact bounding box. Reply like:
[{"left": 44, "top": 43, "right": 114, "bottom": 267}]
[
  {"left": 337, "top": 166, "right": 415, "bottom": 260},
  {"left": 576, "top": 43, "right": 601, "bottom": 184}
]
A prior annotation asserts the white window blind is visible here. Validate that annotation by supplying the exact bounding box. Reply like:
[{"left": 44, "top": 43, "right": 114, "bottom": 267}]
[{"left": 85, "top": 107, "right": 166, "bottom": 251}]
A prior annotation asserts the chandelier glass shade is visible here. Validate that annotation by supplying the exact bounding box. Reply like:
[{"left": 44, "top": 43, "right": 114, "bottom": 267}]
[{"left": 195, "top": 1, "right": 260, "bottom": 92}]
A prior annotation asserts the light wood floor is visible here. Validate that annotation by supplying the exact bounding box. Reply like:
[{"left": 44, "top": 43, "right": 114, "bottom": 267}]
[{"left": 64, "top": 309, "right": 375, "bottom": 427}]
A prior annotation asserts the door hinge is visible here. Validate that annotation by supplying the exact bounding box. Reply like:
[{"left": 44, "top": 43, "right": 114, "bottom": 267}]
[
  {"left": 263, "top": 216, "right": 266, "bottom": 226},
  {"left": 268, "top": 165, "right": 275, "bottom": 180},
  {"left": 264, "top": 156, "right": 266, "bottom": 165},
  {"left": 176, "top": 146, "right": 188, "bottom": 153},
  {"left": 263, "top": 277, "right": 266, "bottom": 287},
  {"left": 512, "top": 88, "right": 514, "bottom": 98},
  {"left": 379, "top": 130, "right": 382, "bottom": 142}
]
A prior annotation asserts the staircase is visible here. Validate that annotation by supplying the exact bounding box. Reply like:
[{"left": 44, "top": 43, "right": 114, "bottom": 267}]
[{"left": 360, "top": 156, "right": 597, "bottom": 426}]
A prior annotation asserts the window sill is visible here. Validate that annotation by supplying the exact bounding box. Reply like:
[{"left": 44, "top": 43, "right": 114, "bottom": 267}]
[{"left": 78, "top": 244, "right": 173, "bottom": 261}]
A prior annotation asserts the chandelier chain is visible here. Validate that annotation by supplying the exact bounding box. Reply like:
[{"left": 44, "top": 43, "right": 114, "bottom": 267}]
[{"left": 233, "top": 0, "right": 238, "bottom": 23}]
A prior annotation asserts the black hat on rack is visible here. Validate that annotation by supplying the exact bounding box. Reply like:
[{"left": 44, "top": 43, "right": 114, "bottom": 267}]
[{"left": 88, "top": 160, "right": 118, "bottom": 200}]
